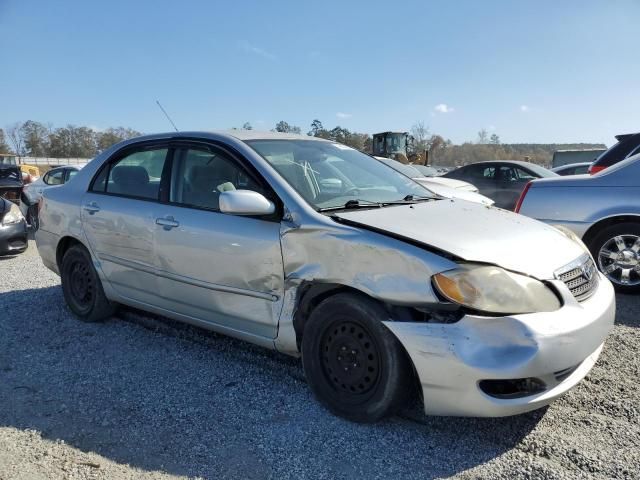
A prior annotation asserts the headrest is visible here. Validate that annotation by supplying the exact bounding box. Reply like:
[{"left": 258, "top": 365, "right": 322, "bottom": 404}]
[{"left": 112, "top": 166, "right": 149, "bottom": 185}]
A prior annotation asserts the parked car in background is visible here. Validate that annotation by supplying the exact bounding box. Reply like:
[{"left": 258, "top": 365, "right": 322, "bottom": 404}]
[
  {"left": 443, "top": 160, "right": 557, "bottom": 210},
  {"left": 377, "top": 158, "right": 494, "bottom": 205},
  {"left": 588, "top": 132, "right": 640, "bottom": 174},
  {"left": 0, "top": 196, "right": 28, "bottom": 256},
  {"left": 552, "top": 162, "right": 592, "bottom": 176},
  {"left": 24, "top": 166, "right": 80, "bottom": 204},
  {"left": 23, "top": 166, "right": 80, "bottom": 230},
  {"left": 0, "top": 164, "right": 24, "bottom": 207},
  {"left": 517, "top": 153, "right": 640, "bottom": 292},
  {"left": 37, "top": 131, "right": 613, "bottom": 422}
]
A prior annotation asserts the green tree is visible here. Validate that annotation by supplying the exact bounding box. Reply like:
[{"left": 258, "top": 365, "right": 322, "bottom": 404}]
[
  {"left": 21, "top": 120, "right": 51, "bottom": 156},
  {"left": 49, "top": 125, "right": 97, "bottom": 158},
  {"left": 242, "top": 122, "right": 253, "bottom": 130},
  {"left": 275, "top": 121, "right": 301, "bottom": 134},
  {"left": 490, "top": 133, "right": 500, "bottom": 145},
  {"left": 96, "top": 127, "right": 141, "bottom": 152}
]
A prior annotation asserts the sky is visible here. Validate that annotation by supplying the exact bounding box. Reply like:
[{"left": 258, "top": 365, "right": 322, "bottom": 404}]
[{"left": 1, "top": 0, "right": 638, "bottom": 145}]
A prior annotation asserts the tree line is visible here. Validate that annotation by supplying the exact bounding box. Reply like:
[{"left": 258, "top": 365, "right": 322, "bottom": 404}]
[
  {"left": 1, "top": 119, "right": 605, "bottom": 167},
  {"left": 0, "top": 121, "right": 141, "bottom": 158}
]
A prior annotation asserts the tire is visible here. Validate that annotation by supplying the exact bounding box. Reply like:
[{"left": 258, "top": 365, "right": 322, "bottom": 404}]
[
  {"left": 61, "top": 244, "right": 116, "bottom": 321},
  {"left": 301, "top": 293, "right": 413, "bottom": 422},
  {"left": 588, "top": 222, "right": 640, "bottom": 294}
]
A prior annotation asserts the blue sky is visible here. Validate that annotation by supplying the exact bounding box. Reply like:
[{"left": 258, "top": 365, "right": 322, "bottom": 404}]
[{"left": 1, "top": 0, "right": 637, "bottom": 144}]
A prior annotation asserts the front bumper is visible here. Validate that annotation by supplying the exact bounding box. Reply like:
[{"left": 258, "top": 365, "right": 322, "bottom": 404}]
[
  {"left": 0, "top": 220, "right": 28, "bottom": 256},
  {"left": 384, "top": 273, "right": 615, "bottom": 417}
]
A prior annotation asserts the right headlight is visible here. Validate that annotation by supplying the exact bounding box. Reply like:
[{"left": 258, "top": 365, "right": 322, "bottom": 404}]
[
  {"left": 1, "top": 202, "right": 24, "bottom": 226},
  {"left": 432, "top": 264, "right": 561, "bottom": 315}
]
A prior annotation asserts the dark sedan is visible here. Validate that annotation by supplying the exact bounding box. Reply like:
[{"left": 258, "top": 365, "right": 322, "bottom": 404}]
[
  {"left": 443, "top": 160, "right": 557, "bottom": 209},
  {"left": 0, "top": 197, "right": 28, "bottom": 256}
]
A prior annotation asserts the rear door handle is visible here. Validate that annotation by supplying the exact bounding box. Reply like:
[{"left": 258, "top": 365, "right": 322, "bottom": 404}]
[
  {"left": 83, "top": 202, "right": 100, "bottom": 214},
  {"left": 156, "top": 216, "right": 180, "bottom": 230}
]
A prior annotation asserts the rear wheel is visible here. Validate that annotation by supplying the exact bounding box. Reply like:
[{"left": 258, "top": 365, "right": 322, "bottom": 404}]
[
  {"left": 588, "top": 223, "right": 640, "bottom": 293},
  {"left": 61, "top": 244, "right": 116, "bottom": 321},
  {"left": 301, "top": 293, "right": 412, "bottom": 422}
]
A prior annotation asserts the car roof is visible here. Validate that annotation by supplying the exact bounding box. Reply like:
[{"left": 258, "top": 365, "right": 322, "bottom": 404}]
[
  {"left": 615, "top": 132, "right": 640, "bottom": 142},
  {"left": 461, "top": 160, "right": 544, "bottom": 169},
  {"left": 145, "top": 130, "right": 330, "bottom": 142},
  {"left": 552, "top": 162, "right": 592, "bottom": 171}
]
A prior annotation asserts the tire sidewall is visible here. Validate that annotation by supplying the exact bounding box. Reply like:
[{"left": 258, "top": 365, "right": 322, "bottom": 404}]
[{"left": 589, "top": 222, "right": 640, "bottom": 294}]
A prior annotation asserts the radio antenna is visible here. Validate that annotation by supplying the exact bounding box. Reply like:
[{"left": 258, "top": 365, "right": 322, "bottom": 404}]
[{"left": 156, "top": 100, "right": 179, "bottom": 132}]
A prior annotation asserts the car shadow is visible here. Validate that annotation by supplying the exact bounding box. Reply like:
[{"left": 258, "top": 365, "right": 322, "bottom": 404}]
[
  {"left": 0, "top": 285, "right": 545, "bottom": 479},
  {"left": 613, "top": 293, "right": 640, "bottom": 327}
]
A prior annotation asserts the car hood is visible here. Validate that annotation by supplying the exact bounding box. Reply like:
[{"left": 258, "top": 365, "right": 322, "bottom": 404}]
[
  {"left": 334, "top": 199, "right": 586, "bottom": 279},
  {"left": 414, "top": 179, "right": 494, "bottom": 206},
  {"left": 419, "top": 176, "right": 477, "bottom": 191}
]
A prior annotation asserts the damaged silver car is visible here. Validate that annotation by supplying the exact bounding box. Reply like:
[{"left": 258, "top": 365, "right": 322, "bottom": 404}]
[{"left": 36, "top": 131, "right": 615, "bottom": 422}]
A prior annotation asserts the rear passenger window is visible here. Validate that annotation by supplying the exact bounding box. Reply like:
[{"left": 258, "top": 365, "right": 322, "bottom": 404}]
[
  {"left": 170, "top": 148, "right": 264, "bottom": 211},
  {"left": 97, "top": 149, "right": 167, "bottom": 200}
]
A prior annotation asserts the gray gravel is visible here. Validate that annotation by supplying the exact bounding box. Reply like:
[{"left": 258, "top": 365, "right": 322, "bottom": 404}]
[{"left": 0, "top": 242, "right": 639, "bottom": 480}]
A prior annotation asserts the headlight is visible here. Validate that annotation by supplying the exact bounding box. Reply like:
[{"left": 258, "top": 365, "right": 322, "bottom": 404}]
[
  {"left": 2, "top": 202, "right": 24, "bottom": 226},
  {"left": 433, "top": 264, "right": 561, "bottom": 315},
  {"left": 553, "top": 225, "right": 589, "bottom": 252}
]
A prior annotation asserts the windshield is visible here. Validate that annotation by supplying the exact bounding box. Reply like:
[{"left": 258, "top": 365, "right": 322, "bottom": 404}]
[
  {"left": 524, "top": 163, "right": 557, "bottom": 178},
  {"left": 247, "top": 140, "right": 434, "bottom": 210}
]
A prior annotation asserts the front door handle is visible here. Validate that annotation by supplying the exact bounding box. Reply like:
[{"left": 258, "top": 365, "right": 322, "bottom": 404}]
[
  {"left": 156, "top": 216, "right": 180, "bottom": 230},
  {"left": 83, "top": 202, "right": 100, "bottom": 214}
]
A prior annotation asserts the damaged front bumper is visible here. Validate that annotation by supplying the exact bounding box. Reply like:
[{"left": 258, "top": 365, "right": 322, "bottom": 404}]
[{"left": 384, "top": 274, "right": 615, "bottom": 417}]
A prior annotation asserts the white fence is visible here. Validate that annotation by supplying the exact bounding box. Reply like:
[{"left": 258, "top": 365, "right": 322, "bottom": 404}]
[{"left": 0, "top": 155, "right": 91, "bottom": 167}]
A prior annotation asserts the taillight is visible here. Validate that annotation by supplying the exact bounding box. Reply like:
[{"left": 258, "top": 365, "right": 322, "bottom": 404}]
[
  {"left": 514, "top": 181, "right": 532, "bottom": 213},
  {"left": 588, "top": 164, "right": 606, "bottom": 175}
]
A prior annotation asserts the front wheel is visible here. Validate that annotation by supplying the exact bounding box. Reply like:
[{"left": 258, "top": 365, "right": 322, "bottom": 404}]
[
  {"left": 61, "top": 244, "right": 116, "bottom": 321},
  {"left": 589, "top": 222, "right": 640, "bottom": 293},
  {"left": 301, "top": 293, "right": 413, "bottom": 422}
]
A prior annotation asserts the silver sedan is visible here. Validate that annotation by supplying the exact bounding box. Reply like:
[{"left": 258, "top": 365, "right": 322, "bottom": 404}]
[
  {"left": 517, "top": 154, "right": 640, "bottom": 293},
  {"left": 36, "top": 131, "right": 614, "bottom": 422}
]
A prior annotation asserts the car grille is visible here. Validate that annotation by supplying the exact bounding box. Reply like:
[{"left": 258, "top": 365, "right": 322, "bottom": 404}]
[{"left": 555, "top": 254, "right": 599, "bottom": 302}]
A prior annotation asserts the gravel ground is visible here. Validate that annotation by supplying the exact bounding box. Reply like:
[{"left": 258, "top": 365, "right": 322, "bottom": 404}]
[{"left": 0, "top": 242, "right": 639, "bottom": 480}]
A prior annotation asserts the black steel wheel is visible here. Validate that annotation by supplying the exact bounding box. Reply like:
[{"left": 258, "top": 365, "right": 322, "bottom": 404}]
[
  {"left": 61, "top": 244, "right": 116, "bottom": 321},
  {"left": 302, "top": 293, "right": 413, "bottom": 422}
]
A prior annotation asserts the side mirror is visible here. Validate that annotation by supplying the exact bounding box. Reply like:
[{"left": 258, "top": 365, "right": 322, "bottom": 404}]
[{"left": 219, "top": 190, "right": 275, "bottom": 216}]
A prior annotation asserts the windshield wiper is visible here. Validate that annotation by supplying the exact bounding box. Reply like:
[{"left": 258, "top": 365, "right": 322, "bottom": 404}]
[{"left": 317, "top": 199, "right": 384, "bottom": 212}]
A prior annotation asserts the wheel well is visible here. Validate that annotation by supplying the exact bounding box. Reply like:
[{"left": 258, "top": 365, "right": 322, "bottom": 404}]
[
  {"left": 292, "top": 283, "right": 362, "bottom": 347},
  {"left": 582, "top": 215, "right": 640, "bottom": 247},
  {"left": 292, "top": 282, "right": 423, "bottom": 402},
  {"left": 56, "top": 236, "right": 84, "bottom": 269}
]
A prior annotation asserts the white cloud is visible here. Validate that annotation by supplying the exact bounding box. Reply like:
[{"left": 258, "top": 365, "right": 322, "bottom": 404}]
[
  {"left": 488, "top": 125, "right": 496, "bottom": 131},
  {"left": 434, "top": 103, "right": 454, "bottom": 113},
  {"left": 520, "top": 105, "right": 530, "bottom": 112},
  {"left": 239, "top": 41, "right": 276, "bottom": 60},
  {"left": 336, "top": 112, "right": 352, "bottom": 119}
]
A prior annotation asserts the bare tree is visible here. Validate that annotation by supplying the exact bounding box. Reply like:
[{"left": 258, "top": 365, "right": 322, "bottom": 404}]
[
  {"left": 6, "top": 122, "right": 25, "bottom": 157},
  {"left": 410, "top": 121, "right": 430, "bottom": 152},
  {"left": 477, "top": 129, "right": 489, "bottom": 144}
]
